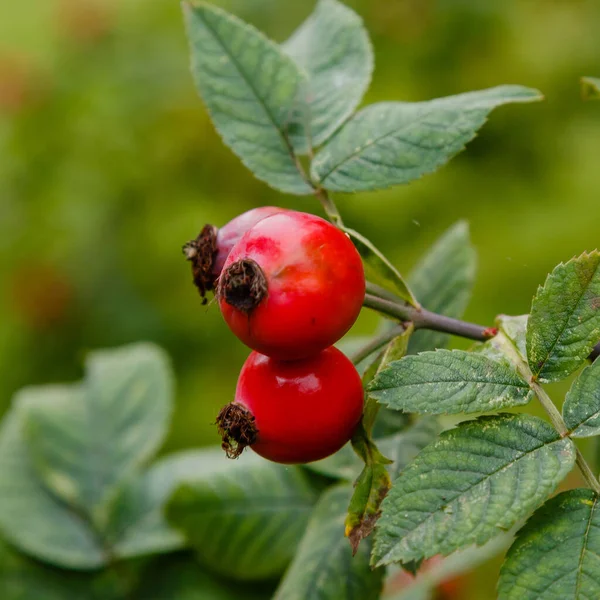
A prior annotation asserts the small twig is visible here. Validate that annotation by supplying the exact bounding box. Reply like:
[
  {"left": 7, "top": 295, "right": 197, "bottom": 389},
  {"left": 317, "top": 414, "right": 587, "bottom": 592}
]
[{"left": 350, "top": 324, "right": 406, "bottom": 365}]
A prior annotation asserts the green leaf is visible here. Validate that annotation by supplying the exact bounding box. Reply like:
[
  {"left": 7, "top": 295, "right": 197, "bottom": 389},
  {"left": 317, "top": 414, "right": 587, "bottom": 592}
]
[
  {"left": 527, "top": 251, "right": 600, "bottom": 382},
  {"left": 273, "top": 486, "right": 384, "bottom": 600},
  {"left": 23, "top": 343, "right": 173, "bottom": 522},
  {"left": 498, "top": 489, "right": 600, "bottom": 600},
  {"left": 311, "top": 86, "right": 542, "bottom": 192},
  {"left": 581, "top": 76, "right": 600, "bottom": 100},
  {"left": 282, "top": 0, "right": 373, "bottom": 152},
  {"left": 408, "top": 222, "right": 477, "bottom": 353},
  {"left": 345, "top": 227, "right": 418, "bottom": 307},
  {"left": 166, "top": 450, "right": 317, "bottom": 581},
  {"left": 563, "top": 359, "right": 600, "bottom": 437},
  {"left": 373, "top": 414, "right": 575, "bottom": 567},
  {"left": 105, "top": 450, "right": 222, "bottom": 558},
  {"left": 306, "top": 419, "right": 440, "bottom": 482},
  {"left": 0, "top": 404, "right": 106, "bottom": 570},
  {"left": 369, "top": 349, "right": 533, "bottom": 415},
  {"left": 182, "top": 2, "right": 311, "bottom": 195}
]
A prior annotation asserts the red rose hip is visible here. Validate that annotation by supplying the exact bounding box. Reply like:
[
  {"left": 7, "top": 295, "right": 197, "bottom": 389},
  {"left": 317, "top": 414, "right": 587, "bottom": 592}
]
[
  {"left": 217, "top": 211, "right": 365, "bottom": 360},
  {"left": 183, "top": 206, "right": 285, "bottom": 299},
  {"left": 217, "top": 347, "right": 364, "bottom": 464}
]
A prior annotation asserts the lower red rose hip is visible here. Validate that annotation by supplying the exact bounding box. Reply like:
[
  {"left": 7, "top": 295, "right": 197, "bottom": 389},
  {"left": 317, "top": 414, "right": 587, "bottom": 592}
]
[{"left": 216, "top": 346, "right": 364, "bottom": 464}]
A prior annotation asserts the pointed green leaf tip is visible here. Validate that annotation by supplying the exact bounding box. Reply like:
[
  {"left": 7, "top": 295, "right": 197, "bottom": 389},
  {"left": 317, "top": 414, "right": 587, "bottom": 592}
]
[
  {"left": 182, "top": 1, "right": 311, "bottom": 195},
  {"left": 282, "top": 0, "right": 373, "bottom": 153},
  {"left": 369, "top": 349, "right": 533, "bottom": 415},
  {"left": 581, "top": 76, "right": 600, "bottom": 100},
  {"left": 311, "top": 85, "right": 542, "bottom": 192},
  {"left": 498, "top": 489, "right": 600, "bottom": 599},
  {"left": 527, "top": 251, "right": 600, "bottom": 383},
  {"left": 372, "top": 414, "right": 575, "bottom": 567}
]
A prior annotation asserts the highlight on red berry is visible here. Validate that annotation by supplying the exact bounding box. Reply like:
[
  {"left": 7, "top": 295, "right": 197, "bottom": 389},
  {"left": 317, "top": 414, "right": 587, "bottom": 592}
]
[
  {"left": 217, "top": 210, "right": 366, "bottom": 360},
  {"left": 216, "top": 346, "right": 364, "bottom": 464},
  {"left": 182, "top": 206, "right": 285, "bottom": 299}
]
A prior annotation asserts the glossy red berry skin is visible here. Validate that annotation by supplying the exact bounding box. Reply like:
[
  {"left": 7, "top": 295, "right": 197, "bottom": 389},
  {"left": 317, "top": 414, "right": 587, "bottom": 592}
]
[
  {"left": 218, "top": 211, "right": 365, "bottom": 360},
  {"left": 234, "top": 347, "right": 364, "bottom": 464},
  {"left": 213, "top": 206, "right": 286, "bottom": 277}
]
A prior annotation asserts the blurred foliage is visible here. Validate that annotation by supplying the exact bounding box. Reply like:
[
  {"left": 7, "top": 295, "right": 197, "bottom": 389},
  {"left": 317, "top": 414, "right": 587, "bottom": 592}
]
[{"left": 1, "top": 1, "right": 600, "bottom": 596}]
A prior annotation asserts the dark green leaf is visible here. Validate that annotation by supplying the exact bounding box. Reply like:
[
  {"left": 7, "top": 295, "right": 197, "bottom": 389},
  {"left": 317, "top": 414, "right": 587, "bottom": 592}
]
[
  {"left": 23, "top": 343, "right": 173, "bottom": 521},
  {"left": 373, "top": 414, "right": 575, "bottom": 566},
  {"left": 166, "top": 451, "right": 317, "bottom": 581},
  {"left": 581, "top": 77, "right": 600, "bottom": 100},
  {"left": 408, "top": 222, "right": 477, "bottom": 353},
  {"left": 563, "top": 359, "right": 600, "bottom": 437},
  {"left": 498, "top": 489, "right": 600, "bottom": 600},
  {"left": 345, "top": 227, "right": 418, "bottom": 306},
  {"left": 182, "top": 2, "right": 311, "bottom": 194},
  {"left": 311, "top": 86, "right": 542, "bottom": 192},
  {"left": 282, "top": 0, "right": 373, "bottom": 152},
  {"left": 527, "top": 251, "right": 600, "bottom": 382},
  {"left": 0, "top": 404, "right": 105, "bottom": 570},
  {"left": 273, "top": 486, "right": 384, "bottom": 600},
  {"left": 369, "top": 349, "right": 533, "bottom": 415}
]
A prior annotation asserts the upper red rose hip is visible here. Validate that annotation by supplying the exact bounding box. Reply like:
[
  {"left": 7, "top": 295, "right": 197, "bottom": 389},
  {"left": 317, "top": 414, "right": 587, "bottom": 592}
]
[
  {"left": 217, "top": 210, "right": 366, "bottom": 360},
  {"left": 217, "top": 346, "right": 364, "bottom": 464}
]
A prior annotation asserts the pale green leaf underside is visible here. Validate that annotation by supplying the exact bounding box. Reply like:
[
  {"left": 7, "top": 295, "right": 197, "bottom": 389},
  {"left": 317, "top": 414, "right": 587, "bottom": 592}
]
[
  {"left": 345, "top": 227, "right": 418, "bottom": 307},
  {"left": 311, "top": 85, "right": 542, "bottom": 192},
  {"left": 0, "top": 404, "right": 105, "bottom": 570},
  {"left": 408, "top": 221, "right": 477, "bottom": 353},
  {"left": 527, "top": 251, "right": 600, "bottom": 383},
  {"left": 498, "top": 314, "right": 529, "bottom": 358},
  {"left": 273, "top": 486, "right": 384, "bottom": 600},
  {"left": 581, "top": 77, "right": 600, "bottom": 101},
  {"left": 183, "top": 2, "right": 311, "bottom": 195},
  {"left": 24, "top": 343, "right": 173, "bottom": 517},
  {"left": 105, "top": 451, "right": 220, "bottom": 558},
  {"left": 369, "top": 349, "right": 533, "bottom": 415},
  {"left": 563, "top": 359, "right": 600, "bottom": 437},
  {"left": 166, "top": 450, "right": 317, "bottom": 581},
  {"left": 306, "top": 418, "right": 440, "bottom": 481},
  {"left": 498, "top": 489, "right": 600, "bottom": 600},
  {"left": 373, "top": 414, "right": 575, "bottom": 566},
  {"left": 282, "top": 0, "right": 373, "bottom": 152}
]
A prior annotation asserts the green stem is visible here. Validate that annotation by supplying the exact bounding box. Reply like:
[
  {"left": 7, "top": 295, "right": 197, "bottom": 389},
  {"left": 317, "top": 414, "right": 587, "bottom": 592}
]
[
  {"left": 314, "top": 186, "right": 344, "bottom": 227},
  {"left": 493, "top": 331, "right": 600, "bottom": 495}
]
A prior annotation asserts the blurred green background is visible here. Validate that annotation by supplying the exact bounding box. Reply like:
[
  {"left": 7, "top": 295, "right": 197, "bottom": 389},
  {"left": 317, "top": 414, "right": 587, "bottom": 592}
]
[{"left": 1, "top": 1, "right": 599, "bottom": 596}]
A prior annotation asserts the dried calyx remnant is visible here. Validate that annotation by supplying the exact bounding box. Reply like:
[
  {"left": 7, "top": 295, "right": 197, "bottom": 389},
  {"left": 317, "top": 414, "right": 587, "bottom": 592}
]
[
  {"left": 182, "top": 224, "right": 218, "bottom": 302},
  {"left": 216, "top": 402, "right": 258, "bottom": 459},
  {"left": 217, "top": 258, "right": 267, "bottom": 313}
]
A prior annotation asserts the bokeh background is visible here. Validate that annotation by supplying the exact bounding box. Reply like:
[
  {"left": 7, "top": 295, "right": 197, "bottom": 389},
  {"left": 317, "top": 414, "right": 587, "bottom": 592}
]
[{"left": 1, "top": 1, "right": 599, "bottom": 597}]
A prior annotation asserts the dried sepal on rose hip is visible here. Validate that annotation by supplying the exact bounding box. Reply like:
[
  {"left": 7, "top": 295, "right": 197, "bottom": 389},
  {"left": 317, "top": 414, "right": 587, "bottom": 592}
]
[
  {"left": 182, "top": 206, "right": 285, "bottom": 301},
  {"left": 217, "top": 210, "right": 366, "bottom": 360},
  {"left": 217, "top": 347, "right": 364, "bottom": 464}
]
